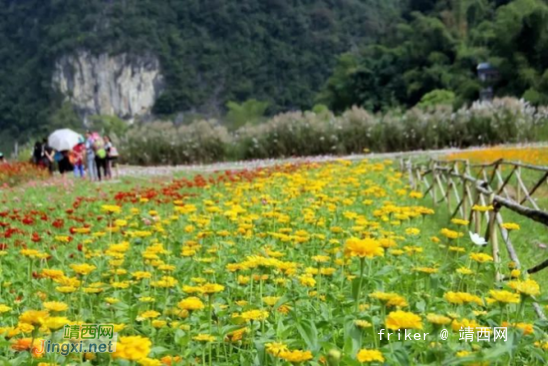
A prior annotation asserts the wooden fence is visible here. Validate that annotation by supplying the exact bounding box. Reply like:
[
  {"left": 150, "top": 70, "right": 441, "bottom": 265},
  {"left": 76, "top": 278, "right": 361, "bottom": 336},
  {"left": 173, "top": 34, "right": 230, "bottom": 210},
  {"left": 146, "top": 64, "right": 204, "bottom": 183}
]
[{"left": 400, "top": 158, "right": 548, "bottom": 319}]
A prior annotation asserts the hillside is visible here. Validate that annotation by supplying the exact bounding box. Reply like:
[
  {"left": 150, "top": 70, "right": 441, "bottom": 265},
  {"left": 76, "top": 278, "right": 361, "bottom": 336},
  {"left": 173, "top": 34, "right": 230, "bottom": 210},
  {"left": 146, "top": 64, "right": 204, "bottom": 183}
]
[
  {"left": 2, "top": 0, "right": 548, "bottom": 154},
  {"left": 0, "top": 0, "right": 405, "bottom": 149}
]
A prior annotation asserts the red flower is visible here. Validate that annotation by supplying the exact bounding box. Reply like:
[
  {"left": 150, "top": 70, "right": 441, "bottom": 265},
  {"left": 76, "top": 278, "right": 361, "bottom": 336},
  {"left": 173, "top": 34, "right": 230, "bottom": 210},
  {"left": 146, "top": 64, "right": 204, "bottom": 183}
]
[
  {"left": 52, "top": 219, "right": 64, "bottom": 228},
  {"left": 21, "top": 217, "right": 34, "bottom": 225}
]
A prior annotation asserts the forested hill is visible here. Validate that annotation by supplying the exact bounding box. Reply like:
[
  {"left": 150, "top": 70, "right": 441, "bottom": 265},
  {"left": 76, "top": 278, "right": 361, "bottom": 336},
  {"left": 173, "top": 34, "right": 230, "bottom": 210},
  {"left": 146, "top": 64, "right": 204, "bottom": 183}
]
[
  {"left": 321, "top": 0, "right": 548, "bottom": 112},
  {"left": 0, "top": 0, "right": 404, "bottom": 145},
  {"left": 1, "top": 0, "right": 548, "bottom": 151}
]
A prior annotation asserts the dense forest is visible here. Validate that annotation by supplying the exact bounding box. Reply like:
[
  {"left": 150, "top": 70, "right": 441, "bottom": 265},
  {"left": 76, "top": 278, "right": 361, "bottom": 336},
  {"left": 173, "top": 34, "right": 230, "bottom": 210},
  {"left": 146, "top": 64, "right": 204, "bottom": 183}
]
[
  {"left": 0, "top": 0, "right": 547, "bottom": 152},
  {"left": 0, "top": 0, "right": 404, "bottom": 150},
  {"left": 321, "top": 0, "right": 548, "bottom": 111}
]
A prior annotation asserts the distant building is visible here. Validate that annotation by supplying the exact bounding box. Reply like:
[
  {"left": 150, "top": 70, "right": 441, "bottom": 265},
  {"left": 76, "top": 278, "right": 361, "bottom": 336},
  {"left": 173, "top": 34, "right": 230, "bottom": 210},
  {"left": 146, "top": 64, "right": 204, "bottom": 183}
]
[{"left": 477, "top": 63, "right": 498, "bottom": 102}]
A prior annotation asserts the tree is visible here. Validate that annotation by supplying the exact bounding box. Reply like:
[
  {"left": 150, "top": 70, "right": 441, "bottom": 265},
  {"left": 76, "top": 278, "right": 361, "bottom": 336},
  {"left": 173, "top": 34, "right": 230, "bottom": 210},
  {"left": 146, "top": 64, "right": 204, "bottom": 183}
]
[
  {"left": 89, "top": 115, "right": 129, "bottom": 138},
  {"left": 417, "top": 89, "right": 456, "bottom": 108},
  {"left": 48, "top": 102, "right": 83, "bottom": 131},
  {"left": 225, "top": 99, "right": 269, "bottom": 129}
]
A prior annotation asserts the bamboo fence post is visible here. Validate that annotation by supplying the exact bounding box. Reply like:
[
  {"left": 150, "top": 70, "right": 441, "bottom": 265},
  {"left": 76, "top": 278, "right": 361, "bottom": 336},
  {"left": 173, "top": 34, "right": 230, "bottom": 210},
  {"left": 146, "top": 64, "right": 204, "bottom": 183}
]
[
  {"left": 489, "top": 195, "right": 502, "bottom": 282},
  {"left": 516, "top": 165, "right": 522, "bottom": 203},
  {"left": 432, "top": 161, "right": 438, "bottom": 205}
]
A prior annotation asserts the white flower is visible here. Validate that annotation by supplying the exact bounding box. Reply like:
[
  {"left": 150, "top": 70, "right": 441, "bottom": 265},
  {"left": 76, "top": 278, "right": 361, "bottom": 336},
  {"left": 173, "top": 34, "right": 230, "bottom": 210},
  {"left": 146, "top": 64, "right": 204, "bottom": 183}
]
[{"left": 469, "top": 231, "right": 487, "bottom": 246}]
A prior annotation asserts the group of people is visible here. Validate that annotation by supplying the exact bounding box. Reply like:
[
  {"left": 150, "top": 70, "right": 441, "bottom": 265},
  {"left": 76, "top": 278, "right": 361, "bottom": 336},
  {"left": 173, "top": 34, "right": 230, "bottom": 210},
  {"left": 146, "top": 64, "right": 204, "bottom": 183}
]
[{"left": 33, "top": 131, "right": 119, "bottom": 181}]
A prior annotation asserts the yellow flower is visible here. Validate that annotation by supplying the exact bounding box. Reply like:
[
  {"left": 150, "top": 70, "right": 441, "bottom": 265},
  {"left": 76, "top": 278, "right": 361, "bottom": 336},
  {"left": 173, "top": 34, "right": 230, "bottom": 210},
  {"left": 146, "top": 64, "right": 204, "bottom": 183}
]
[
  {"left": 357, "top": 349, "right": 384, "bottom": 363},
  {"left": 43, "top": 302, "right": 68, "bottom": 312},
  {"left": 426, "top": 314, "right": 451, "bottom": 325},
  {"left": 451, "top": 218, "right": 469, "bottom": 226},
  {"left": 138, "top": 358, "right": 162, "bottom": 366},
  {"left": 440, "top": 228, "right": 460, "bottom": 239},
  {"left": 177, "top": 297, "right": 205, "bottom": 311},
  {"left": 113, "top": 324, "right": 126, "bottom": 332},
  {"left": 102, "top": 205, "right": 122, "bottom": 214},
  {"left": 266, "top": 342, "right": 289, "bottom": 356},
  {"left": 456, "top": 350, "right": 470, "bottom": 357},
  {"left": 354, "top": 320, "right": 372, "bottom": 328},
  {"left": 508, "top": 279, "right": 541, "bottom": 297},
  {"left": 501, "top": 222, "right": 520, "bottom": 231},
  {"left": 132, "top": 271, "right": 152, "bottom": 280},
  {"left": 0, "top": 304, "right": 12, "bottom": 313},
  {"left": 262, "top": 296, "right": 281, "bottom": 306},
  {"left": 385, "top": 310, "right": 422, "bottom": 330},
  {"left": 114, "top": 219, "right": 128, "bottom": 227},
  {"left": 19, "top": 310, "right": 49, "bottom": 326},
  {"left": 70, "top": 263, "right": 97, "bottom": 275},
  {"left": 412, "top": 267, "right": 438, "bottom": 274},
  {"left": 344, "top": 237, "right": 384, "bottom": 259},
  {"left": 472, "top": 205, "right": 493, "bottom": 212},
  {"left": 151, "top": 320, "right": 167, "bottom": 329},
  {"left": 200, "top": 283, "right": 225, "bottom": 294},
  {"left": 456, "top": 267, "right": 474, "bottom": 275},
  {"left": 43, "top": 317, "right": 70, "bottom": 330},
  {"left": 312, "top": 255, "right": 330, "bottom": 263},
  {"left": 444, "top": 292, "right": 483, "bottom": 306},
  {"left": 489, "top": 290, "right": 520, "bottom": 304},
  {"left": 240, "top": 309, "right": 269, "bottom": 322},
  {"left": 405, "top": 228, "right": 420, "bottom": 236},
  {"left": 470, "top": 253, "right": 493, "bottom": 263},
  {"left": 112, "top": 336, "right": 152, "bottom": 361},
  {"left": 139, "top": 310, "right": 161, "bottom": 319},
  {"left": 225, "top": 327, "right": 248, "bottom": 342},
  {"left": 298, "top": 275, "right": 316, "bottom": 287},
  {"left": 193, "top": 334, "right": 216, "bottom": 342},
  {"left": 451, "top": 318, "right": 479, "bottom": 332},
  {"left": 279, "top": 349, "right": 313, "bottom": 363},
  {"left": 370, "top": 292, "right": 408, "bottom": 308}
]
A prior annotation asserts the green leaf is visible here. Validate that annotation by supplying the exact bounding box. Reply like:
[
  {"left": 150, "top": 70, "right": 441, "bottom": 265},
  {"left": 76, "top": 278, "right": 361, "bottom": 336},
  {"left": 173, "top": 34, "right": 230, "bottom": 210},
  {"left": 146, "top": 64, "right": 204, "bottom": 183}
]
[{"left": 296, "top": 318, "right": 319, "bottom": 352}]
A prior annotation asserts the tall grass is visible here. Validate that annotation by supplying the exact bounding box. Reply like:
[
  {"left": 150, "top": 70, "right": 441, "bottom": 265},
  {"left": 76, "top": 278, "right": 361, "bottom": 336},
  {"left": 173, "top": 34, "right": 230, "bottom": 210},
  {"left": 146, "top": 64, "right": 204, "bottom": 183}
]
[{"left": 118, "top": 98, "right": 548, "bottom": 165}]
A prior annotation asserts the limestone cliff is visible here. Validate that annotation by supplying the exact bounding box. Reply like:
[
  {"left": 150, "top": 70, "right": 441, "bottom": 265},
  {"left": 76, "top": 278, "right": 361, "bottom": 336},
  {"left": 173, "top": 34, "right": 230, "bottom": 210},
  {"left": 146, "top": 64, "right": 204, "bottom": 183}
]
[{"left": 52, "top": 51, "right": 164, "bottom": 122}]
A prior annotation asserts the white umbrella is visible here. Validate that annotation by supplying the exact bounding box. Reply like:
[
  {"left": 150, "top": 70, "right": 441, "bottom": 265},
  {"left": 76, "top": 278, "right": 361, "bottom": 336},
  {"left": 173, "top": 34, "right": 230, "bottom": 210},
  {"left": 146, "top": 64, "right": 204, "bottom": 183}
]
[{"left": 48, "top": 129, "right": 82, "bottom": 151}]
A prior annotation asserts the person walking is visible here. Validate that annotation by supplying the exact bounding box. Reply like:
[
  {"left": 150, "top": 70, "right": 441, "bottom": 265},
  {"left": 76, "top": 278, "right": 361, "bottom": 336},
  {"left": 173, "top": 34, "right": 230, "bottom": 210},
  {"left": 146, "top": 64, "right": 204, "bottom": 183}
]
[
  {"left": 72, "top": 137, "right": 85, "bottom": 178},
  {"left": 85, "top": 131, "right": 97, "bottom": 181},
  {"left": 92, "top": 135, "right": 108, "bottom": 181},
  {"left": 57, "top": 150, "right": 73, "bottom": 180},
  {"left": 42, "top": 138, "right": 54, "bottom": 175},
  {"left": 32, "top": 141, "right": 42, "bottom": 165},
  {"left": 104, "top": 135, "right": 119, "bottom": 179}
]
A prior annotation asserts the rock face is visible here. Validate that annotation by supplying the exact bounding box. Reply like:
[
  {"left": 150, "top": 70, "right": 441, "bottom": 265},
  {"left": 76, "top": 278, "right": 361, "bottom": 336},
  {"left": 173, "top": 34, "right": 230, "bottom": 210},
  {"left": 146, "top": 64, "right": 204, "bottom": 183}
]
[{"left": 52, "top": 51, "right": 164, "bottom": 121}]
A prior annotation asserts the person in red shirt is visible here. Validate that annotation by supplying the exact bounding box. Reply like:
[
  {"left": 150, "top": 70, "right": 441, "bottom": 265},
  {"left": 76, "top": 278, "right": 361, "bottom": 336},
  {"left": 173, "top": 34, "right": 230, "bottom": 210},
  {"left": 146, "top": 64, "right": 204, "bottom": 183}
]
[{"left": 72, "top": 138, "right": 86, "bottom": 178}]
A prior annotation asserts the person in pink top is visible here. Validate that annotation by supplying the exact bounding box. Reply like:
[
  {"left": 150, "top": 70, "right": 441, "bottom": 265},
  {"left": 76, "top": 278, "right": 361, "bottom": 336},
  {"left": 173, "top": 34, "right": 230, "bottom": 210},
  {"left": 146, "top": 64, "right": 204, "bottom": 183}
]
[{"left": 72, "top": 137, "right": 85, "bottom": 178}]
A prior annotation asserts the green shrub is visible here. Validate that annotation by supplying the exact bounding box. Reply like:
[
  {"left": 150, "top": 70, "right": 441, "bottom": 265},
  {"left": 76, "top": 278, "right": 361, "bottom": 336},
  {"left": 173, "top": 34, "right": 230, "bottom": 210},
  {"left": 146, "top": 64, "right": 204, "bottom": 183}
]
[{"left": 117, "top": 97, "right": 548, "bottom": 165}]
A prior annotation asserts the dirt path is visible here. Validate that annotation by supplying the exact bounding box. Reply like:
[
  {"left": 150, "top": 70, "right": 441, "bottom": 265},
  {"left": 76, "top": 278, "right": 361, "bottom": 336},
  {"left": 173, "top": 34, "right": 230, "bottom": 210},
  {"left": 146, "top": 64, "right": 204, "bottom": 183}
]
[{"left": 117, "top": 143, "right": 548, "bottom": 178}]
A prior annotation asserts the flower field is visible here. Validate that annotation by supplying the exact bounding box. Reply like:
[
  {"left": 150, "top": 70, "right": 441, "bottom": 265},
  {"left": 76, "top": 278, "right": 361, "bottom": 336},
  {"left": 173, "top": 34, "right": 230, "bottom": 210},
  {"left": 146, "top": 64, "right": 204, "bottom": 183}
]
[
  {"left": 0, "top": 162, "right": 48, "bottom": 188},
  {"left": 445, "top": 146, "right": 548, "bottom": 166},
  {"left": 0, "top": 160, "right": 547, "bottom": 365}
]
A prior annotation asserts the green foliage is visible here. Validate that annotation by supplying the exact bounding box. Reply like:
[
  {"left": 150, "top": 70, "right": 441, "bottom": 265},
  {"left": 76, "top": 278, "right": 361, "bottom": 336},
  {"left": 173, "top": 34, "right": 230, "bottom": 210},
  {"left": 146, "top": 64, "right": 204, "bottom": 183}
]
[
  {"left": 320, "top": 0, "right": 548, "bottom": 111},
  {"left": 119, "top": 98, "right": 548, "bottom": 165},
  {"left": 312, "top": 104, "right": 329, "bottom": 114},
  {"left": 0, "top": 0, "right": 406, "bottom": 139},
  {"left": 417, "top": 89, "right": 456, "bottom": 108},
  {"left": 225, "top": 99, "right": 269, "bottom": 129},
  {"left": 48, "top": 102, "right": 83, "bottom": 131},
  {"left": 89, "top": 115, "right": 129, "bottom": 138}
]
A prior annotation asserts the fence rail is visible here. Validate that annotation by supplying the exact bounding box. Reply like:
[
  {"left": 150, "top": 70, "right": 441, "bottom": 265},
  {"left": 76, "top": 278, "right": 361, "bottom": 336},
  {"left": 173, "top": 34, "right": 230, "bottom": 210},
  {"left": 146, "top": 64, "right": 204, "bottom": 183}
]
[{"left": 400, "top": 158, "right": 548, "bottom": 320}]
